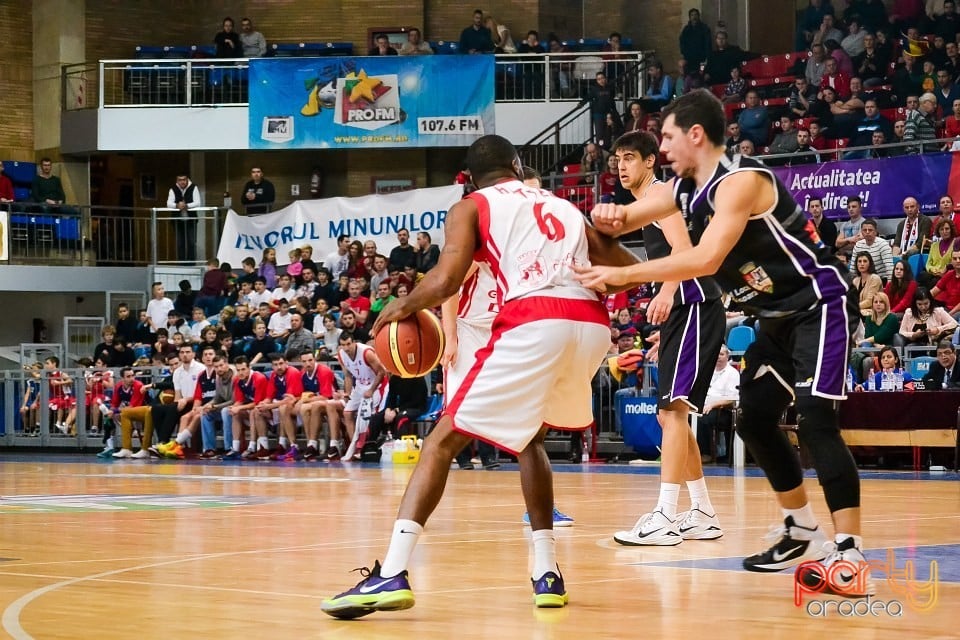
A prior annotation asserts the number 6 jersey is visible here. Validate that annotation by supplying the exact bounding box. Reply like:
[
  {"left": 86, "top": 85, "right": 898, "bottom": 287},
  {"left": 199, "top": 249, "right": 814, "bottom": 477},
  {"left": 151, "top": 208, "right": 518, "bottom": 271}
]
[{"left": 466, "top": 179, "right": 598, "bottom": 305}]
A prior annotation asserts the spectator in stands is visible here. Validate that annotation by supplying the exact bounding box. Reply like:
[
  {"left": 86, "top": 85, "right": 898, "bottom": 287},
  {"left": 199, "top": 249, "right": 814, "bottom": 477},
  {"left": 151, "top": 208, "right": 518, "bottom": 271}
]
[
  {"left": 869, "top": 129, "right": 889, "bottom": 157},
  {"left": 246, "top": 320, "right": 276, "bottom": 365},
  {"left": 807, "top": 195, "right": 838, "bottom": 250},
  {"left": 792, "top": 128, "right": 822, "bottom": 165},
  {"left": 340, "top": 280, "right": 372, "bottom": 326},
  {"left": 486, "top": 15, "right": 516, "bottom": 53},
  {"left": 0, "top": 164, "right": 13, "bottom": 203},
  {"left": 722, "top": 66, "right": 745, "bottom": 104},
  {"left": 589, "top": 71, "right": 616, "bottom": 143},
  {"left": 173, "top": 280, "right": 196, "bottom": 318},
  {"left": 345, "top": 240, "right": 367, "bottom": 281},
  {"left": 256, "top": 247, "right": 277, "bottom": 289},
  {"left": 893, "top": 196, "right": 933, "bottom": 258},
  {"left": 702, "top": 30, "right": 744, "bottom": 84},
  {"left": 316, "top": 313, "right": 341, "bottom": 359},
  {"left": 769, "top": 116, "right": 801, "bottom": 156},
  {"left": 267, "top": 298, "right": 293, "bottom": 342},
  {"left": 673, "top": 59, "right": 695, "bottom": 98},
  {"left": 886, "top": 260, "right": 918, "bottom": 314},
  {"left": 931, "top": 250, "right": 960, "bottom": 315},
  {"left": 945, "top": 42, "right": 960, "bottom": 78},
  {"left": 931, "top": 35, "right": 950, "bottom": 68},
  {"left": 852, "top": 250, "right": 884, "bottom": 312},
  {"left": 841, "top": 17, "right": 868, "bottom": 57},
  {"left": 386, "top": 228, "right": 413, "bottom": 274},
  {"left": 806, "top": 43, "right": 829, "bottom": 87},
  {"left": 460, "top": 9, "right": 495, "bottom": 54},
  {"left": 934, "top": 0, "right": 960, "bottom": 41},
  {"left": 196, "top": 258, "right": 229, "bottom": 316},
  {"left": 921, "top": 219, "right": 958, "bottom": 288},
  {"left": 737, "top": 90, "right": 769, "bottom": 147},
  {"left": 679, "top": 8, "right": 712, "bottom": 70},
  {"left": 165, "top": 173, "right": 201, "bottom": 262},
  {"left": 241, "top": 166, "right": 275, "bottom": 215},
  {"left": 738, "top": 138, "right": 756, "bottom": 156},
  {"left": 30, "top": 158, "right": 66, "bottom": 212},
  {"left": 724, "top": 121, "right": 746, "bottom": 149},
  {"left": 819, "top": 57, "right": 851, "bottom": 98},
  {"left": 943, "top": 98, "right": 960, "bottom": 148},
  {"left": 814, "top": 15, "right": 845, "bottom": 47},
  {"left": 623, "top": 101, "right": 647, "bottom": 133},
  {"left": 934, "top": 68, "right": 960, "bottom": 117},
  {"left": 214, "top": 17, "right": 241, "bottom": 58},
  {"left": 146, "top": 282, "right": 174, "bottom": 336},
  {"left": 888, "top": 118, "right": 908, "bottom": 155},
  {"left": 845, "top": 99, "right": 893, "bottom": 158},
  {"left": 930, "top": 195, "right": 960, "bottom": 240},
  {"left": 922, "top": 339, "right": 960, "bottom": 387},
  {"left": 644, "top": 61, "right": 674, "bottom": 111},
  {"left": 837, "top": 195, "right": 866, "bottom": 259},
  {"left": 368, "top": 33, "right": 398, "bottom": 56},
  {"left": 826, "top": 38, "right": 855, "bottom": 78},
  {"left": 322, "top": 234, "right": 349, "bottom": 281},
  {"left": 789, "top": 77, "right": 818, "bottom": 118},
  {"left": 854, "top": 32, "right": 888, "bottom": 86},
  {"left": 900, "top": 288, "right": 957, "bottom": 346},
  {"left": 400, "top": 28, "right": 433, "bottom": 55},
  {"left": 414, "top": 231, "right": 440, "bottom": 274},
  {"left": 862, "top": 291, "right": 902, "bottom": 351},
  {"left": 798, "top": 0, "right": 836, "bottom": 51},
  {"left": 285, "top": 313, "right": 316, "bottom": 355},
  {"left": 239, "top": 17, "right": 266, "bottom": 57},
  {"left": 852, "top": 218, "right": 894, "bottom": 282},
  {"left": 904, "top": 92, "right": 939, "bottom": 153}
]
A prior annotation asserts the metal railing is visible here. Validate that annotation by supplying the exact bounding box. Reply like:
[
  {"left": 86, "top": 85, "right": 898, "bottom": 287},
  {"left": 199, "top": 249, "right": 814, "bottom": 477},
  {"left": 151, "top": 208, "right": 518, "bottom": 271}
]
[{"left": 0, "top": 204, "right": 223, "bottom": 266}]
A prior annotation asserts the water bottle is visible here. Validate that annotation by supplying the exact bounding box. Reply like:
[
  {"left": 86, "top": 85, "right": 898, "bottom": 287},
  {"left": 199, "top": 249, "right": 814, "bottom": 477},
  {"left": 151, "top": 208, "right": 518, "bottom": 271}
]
[
  {"left": 846, "top": 369, "right": 855, "bottom": 393},
  {"left": 380, "top": 431, "right": 394, "bottom": 465},
  {"left": 880, "top": 371, "right": 891, "bottom": 391},
  {"left": 96, "top": 398, "right": 111, "bottom": 417},
  {"left": 865, "top": 369, "right": 875, "bottom": 391},
  {"left": 894, "top": 370, "right": 904, "bottom": 392}
]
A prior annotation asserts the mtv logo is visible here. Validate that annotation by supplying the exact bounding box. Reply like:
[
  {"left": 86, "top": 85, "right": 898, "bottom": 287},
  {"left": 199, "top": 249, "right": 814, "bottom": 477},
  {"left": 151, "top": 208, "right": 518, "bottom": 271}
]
[{"left": 334, "top": 71, "right": 401, "bottom": 131}]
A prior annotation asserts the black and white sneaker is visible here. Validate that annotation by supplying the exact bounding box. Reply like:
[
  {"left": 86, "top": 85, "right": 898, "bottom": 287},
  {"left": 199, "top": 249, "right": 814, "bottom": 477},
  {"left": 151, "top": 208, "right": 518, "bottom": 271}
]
[
  {"left": 743, "top": 516, "right": 829, "bottom": 572},
  {"left": 798, "top": 537, "right": 876, "bottom": 597},
  {"left": 613, "top": 509, "right": 683, "bottom": 546}
]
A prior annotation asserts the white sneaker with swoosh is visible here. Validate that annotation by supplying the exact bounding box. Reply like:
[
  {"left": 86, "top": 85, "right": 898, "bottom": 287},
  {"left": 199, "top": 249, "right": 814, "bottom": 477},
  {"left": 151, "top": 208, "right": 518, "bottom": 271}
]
[{"left": 743, "top": 516, "right": 829, "bottom": 572}]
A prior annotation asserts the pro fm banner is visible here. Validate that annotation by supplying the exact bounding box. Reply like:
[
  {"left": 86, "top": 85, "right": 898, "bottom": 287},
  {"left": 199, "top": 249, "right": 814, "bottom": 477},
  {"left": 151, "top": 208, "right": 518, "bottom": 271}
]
[
  {"left": 217, "top": 185, "right": 462, "bottom": 267},
  {"left": 248, "top": 56, "right": 494, "bottom": 149},
  {"left": 771, "top": 152, "right": 960, "bottom": 220}
]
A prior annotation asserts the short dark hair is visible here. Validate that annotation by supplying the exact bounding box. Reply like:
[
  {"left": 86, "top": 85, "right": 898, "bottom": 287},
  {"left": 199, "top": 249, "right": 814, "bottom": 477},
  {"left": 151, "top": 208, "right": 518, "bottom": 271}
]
[
  {"left": 254, "top": 276, "right": 267, "bottom": 285},
  {"left": 937, "top": 339, "right": 954, "bottom": 352},
  {"left": 612, "top": 131, "right": 660, "bottom": 159},
  {"left": 242, "top": 257, "right": 256, "bottom": 268},
  {"left": 848, "top": 195, "right": 862, "bottom": 205},
  {"left": 46, "top": 356, "right": 59, "bottom": 367},
  {"left": 465, "top": 134, "right": 519, "bottom": 182},
  {"left": 418, "top": 231, "right": 432, "bottom": 243},
  {"left": 339, "top": 331, "right": 355, "bottom": 343},
  {"left": 269, "top": 352, "right": 286, "bottom": 363},
  {"left": 861, "top": 217, "right": 878, "bottom": 230},
  {"left": 117, "top": 302, "right": 129, "bottom": 310},
  {"left": 808, "top": 196, "right": 822, "bottom": 206},
  {"left": 660, "top": 89, "right": 727, "bottom": 147},
  {"left": 233, "top": 355, "right": 249, "bottom": 366}
]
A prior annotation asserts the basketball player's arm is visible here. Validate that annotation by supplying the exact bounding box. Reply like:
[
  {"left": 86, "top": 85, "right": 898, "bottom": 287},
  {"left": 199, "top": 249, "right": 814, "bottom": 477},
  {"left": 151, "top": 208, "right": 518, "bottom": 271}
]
[
  {"left": 575, "top": 172, "right": 761, "bottom": 290},
  {"left": 362, "top": 350, "right": 388, "bottom": 399},
  {"left": 372, "top": 200, "right": 478, "bottom": 334},
  {"left": 646, "top": 212, "right": 692, "bottom": 325},
  {"left": 590, "top": 181, "right": 679, "bottom": 237}
]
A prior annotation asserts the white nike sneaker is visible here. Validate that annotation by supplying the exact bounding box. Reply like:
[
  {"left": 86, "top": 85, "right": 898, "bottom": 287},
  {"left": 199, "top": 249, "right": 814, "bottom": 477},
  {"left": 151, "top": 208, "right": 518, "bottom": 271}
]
[
  {"left": 613, "top": 509, "right": 682, "bottom": 546},
  {"left": 677, "top": 505, "right": 723, "bottom": 540},
  {"left": 112, "top": 448, "right": 133, "bottom": 458},
  {"left": 743, "top": 516, "right": 829, "bottom": 572},
  {"left": 131, "top": 449, "right": 151, "bottom": 459},
  {"left": 799, "top": 537, "right": 877, "bottom": 597}
]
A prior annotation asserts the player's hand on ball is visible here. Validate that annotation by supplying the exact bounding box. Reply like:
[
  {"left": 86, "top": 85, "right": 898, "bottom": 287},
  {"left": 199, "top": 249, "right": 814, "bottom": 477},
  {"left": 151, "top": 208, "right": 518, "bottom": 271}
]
[
  {"left": 590, "top": 203, "right": 626, "bottom": 235},
  {"left": 573, "top": 264, "right": 630, "bottom": 293},
  {"left": 371, "top": 299, "right": 412, "bottom": 336}
]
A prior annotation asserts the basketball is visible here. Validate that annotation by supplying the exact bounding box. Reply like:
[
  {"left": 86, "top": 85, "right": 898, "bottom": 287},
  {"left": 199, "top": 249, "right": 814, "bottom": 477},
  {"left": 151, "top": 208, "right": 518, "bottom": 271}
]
[{"left": 374, "top": 309, "right": 445, "bottom": 378}]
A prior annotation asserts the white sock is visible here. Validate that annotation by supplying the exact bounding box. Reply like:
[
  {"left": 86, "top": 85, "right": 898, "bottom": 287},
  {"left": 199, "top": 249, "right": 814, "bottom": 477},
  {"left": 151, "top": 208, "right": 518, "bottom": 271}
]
[
  {"left": 279, "top": 436, "right": 289, "bottom": 448},
  {"left": 835, "top": 533, "right": 862, "bottom": 548},
  {"left": 530, "top": 529, "right": 558, "bottom": 580},
  {"left": 232, "top": 439, "right": 241, "bottom": 452},
  {"left": 308, "top": 439, "right": 318, "bottom": 449},
  {"left": 246, "top": 440, "right": 256, "bottom": 452},
  {"left": 257, "top": 436, "right": 269, "bottom": 449},
  {"left": 380, "top": 519, "right": 423, "bottom": 578},
  {"left": 176, "top": 431, "right": 191, "bottom": 446},
  {"left": 783, "top": 504, "right": 818, "bottom": 530},
  {"left": 686, "top": 477, "right": 714, "bottom": 516},
  {"left": 656, "top": 483, "right": 681, "bottom": 520},
  {"left": 106, "top": 436, "right": 115, "bottom": 449},
  {"left": 330, "top": 439, "right": 341, "bottom": 449}
]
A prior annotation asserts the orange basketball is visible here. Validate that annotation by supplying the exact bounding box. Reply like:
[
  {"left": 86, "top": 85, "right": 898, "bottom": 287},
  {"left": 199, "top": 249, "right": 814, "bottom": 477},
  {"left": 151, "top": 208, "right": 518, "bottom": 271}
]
[{"left": 374, "top": 309, "right": 445, "bottom": 378}]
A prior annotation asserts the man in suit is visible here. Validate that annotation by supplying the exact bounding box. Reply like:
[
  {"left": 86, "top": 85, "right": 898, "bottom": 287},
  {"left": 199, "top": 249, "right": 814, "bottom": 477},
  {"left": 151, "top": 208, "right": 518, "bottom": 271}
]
[
  {"left": 892, "top": 196, "right": 933, "bottom": 257},
  {"left": 922, "top": 340, "right": 960, "bottom": 389}
]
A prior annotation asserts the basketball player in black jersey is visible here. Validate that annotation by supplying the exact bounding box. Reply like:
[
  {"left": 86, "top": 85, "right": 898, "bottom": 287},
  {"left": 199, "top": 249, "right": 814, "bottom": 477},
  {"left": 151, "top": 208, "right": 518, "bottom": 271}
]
[
  {"left": 576, "top": 90, "right": 870, "bottom": 596},
  {"left": 608, "top": 131, "right": 725, "bottom": 546}
]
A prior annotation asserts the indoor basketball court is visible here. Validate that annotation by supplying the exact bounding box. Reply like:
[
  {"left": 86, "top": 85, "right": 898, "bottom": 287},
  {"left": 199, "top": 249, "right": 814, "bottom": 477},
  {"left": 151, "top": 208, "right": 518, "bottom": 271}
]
[{"left": 0, "top": 456, "right": 956, "bottom": 639}]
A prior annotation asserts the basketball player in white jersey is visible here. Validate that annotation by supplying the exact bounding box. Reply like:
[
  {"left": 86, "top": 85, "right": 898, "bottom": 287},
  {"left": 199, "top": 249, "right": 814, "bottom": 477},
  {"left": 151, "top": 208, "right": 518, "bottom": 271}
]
[
  {"left": 322, "top": 135, "right": 638, "bottom": 618},
  {"left": 608, "top": 132, "right": 724, "bottom": 546},
  {"left": 440, "top": 166, "right": 575, "bottom": 526},
  {"left": 334, "top": 331, "right": 388, "bottom": 461}
]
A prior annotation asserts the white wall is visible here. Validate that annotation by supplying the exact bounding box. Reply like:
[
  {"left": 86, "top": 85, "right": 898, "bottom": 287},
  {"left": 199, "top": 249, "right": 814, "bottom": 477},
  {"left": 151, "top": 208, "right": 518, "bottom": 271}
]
[
  {"left": 0, "top": 266, "right": 148, "bottom": 292},
  {"left": 0, "top": 292, "right": 106, "bottom": 345}
]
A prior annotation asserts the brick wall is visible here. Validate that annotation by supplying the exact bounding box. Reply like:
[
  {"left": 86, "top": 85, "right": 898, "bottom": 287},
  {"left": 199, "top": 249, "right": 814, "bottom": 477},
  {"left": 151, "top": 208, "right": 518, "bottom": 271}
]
[{"left": 0, "top": 0, "right": 33, "bottom": 161}]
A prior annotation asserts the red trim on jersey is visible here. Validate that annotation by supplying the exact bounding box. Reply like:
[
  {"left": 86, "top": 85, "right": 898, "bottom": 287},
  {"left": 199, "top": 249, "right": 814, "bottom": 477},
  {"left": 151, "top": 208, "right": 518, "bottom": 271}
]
[
  {"left": 457, "top": 269, "right": 480, "bottom": 318},
  {"left": 468, "top": 191, "right": 508, "bottom": 305},
  {"left": 543, "top": 421, "right": 593, "bottom": 432},
  {"left": 445, "top": 296, "right": 608, "bottom": 445},
  {"left": 450, "top": 418, "right": 522, "bottom": 456}
]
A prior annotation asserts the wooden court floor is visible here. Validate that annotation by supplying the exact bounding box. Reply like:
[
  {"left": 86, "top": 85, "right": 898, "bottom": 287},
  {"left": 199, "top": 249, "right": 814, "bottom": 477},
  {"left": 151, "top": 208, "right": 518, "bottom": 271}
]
[{"left": 0, "top": 457, "right": 957, "bottom": 640}]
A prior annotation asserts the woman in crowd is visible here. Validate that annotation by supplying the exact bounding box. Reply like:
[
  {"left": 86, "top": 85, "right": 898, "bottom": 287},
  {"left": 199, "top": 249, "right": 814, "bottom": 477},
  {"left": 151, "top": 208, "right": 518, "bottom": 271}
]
[
  {"left": 919, "top": 219, "right": 958, "bottom": 289},
  {"left": 885, "top": 259, "right": 917, "bottom": 315},
  {"left": 346, "top": 240, "right": 368, "bottom": 280},
  {"left": 852, "top": 251, "right": 883, "bottom": 313},
  {"left": 898, "top": 287, "right": 958, "bottom": 347},
  {"left": 862, "top": 292, "right": 900, "bottom": 350},
  {"left": 857, "top": 346, "right": 915, "bottom": 392},
  {"left": 258, "top": 247, "right": 278, "bottom": 289}
]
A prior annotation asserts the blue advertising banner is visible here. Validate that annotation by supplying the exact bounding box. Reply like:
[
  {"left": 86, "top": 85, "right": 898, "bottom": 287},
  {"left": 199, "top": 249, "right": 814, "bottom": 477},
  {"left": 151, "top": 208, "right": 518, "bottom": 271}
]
[
  {"left": 771, "top": 152, "right": 960, "bottom": 220},
  {"left": 618, "top": 396, "right": 662, "bottom": 459},
  {"left": 248, "top": 56, "right": 495, "bottom": 149}
]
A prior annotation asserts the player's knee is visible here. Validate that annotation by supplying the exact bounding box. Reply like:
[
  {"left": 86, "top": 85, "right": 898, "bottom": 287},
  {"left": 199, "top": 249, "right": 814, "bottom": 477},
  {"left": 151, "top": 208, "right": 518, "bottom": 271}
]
[
  {"left": 736, "top": 376, "right": 792, "bottom": 442},
  {"left": 795, "top": 396, "right": 860, "bottom": 510}
]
